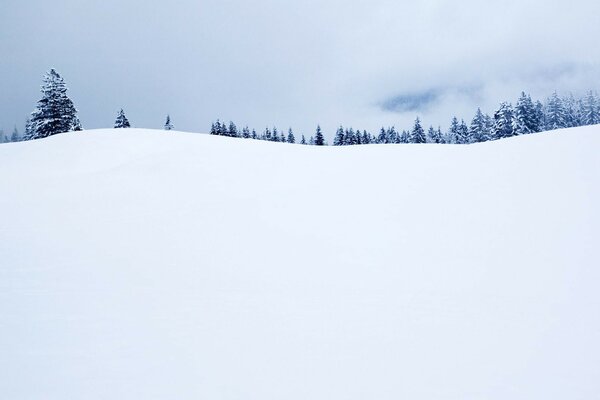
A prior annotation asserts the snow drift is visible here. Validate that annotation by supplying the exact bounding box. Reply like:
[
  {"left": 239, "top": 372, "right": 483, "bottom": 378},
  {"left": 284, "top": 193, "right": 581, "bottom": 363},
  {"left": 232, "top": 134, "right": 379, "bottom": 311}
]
[{"left": 1, "top": 127, "right": 599, "bottom": 399}]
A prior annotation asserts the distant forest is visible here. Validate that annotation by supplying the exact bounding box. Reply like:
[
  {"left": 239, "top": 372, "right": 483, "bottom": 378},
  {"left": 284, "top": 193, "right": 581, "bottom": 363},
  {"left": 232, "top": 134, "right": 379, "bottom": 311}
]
[{"left": 3, "top": 69, "right": 599, "bottom": 145}]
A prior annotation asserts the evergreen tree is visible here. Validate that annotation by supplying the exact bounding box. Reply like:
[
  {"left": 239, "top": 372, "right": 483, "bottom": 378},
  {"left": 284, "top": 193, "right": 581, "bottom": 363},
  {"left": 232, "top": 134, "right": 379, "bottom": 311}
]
[
  {"left": 11, "top": 126, "right": 20, "bottom": 142},
  {"left": 23, "top": 118, "right": 34, "bottom": 141},
  {"left": 309, "top": 136, "right": 315, "bottom": 145},
  {"left": 287, "top": 128, "right": 295, "bottom": 143},
  {"left": 377, "top": 127, "right": 387, "bottom": 144},
  {"left": 469, "top": 108, "right": 489, "bottom": 142},
  {"left": 300, "top": 134, "right": 306, "bottom": 145},
  {"left": 387, "top": 127, "right": 398, "bottom": 143},
  {"left": 534, "top": 101, "right": 545, "bottom": 132},
  {"left": 562, "top": 94, "right": 579, "bottom": 128},
  {"left": 314, "top": 125, "right": 325, "bottom": 146},
  {"left": 241, "top": 126, "right": 250, "bottom": 138},
  {"left": 445, "top": 117, "right": 460, "bottom": 144},
  {"left": 345, "top": 128, "right": 358, "bottom": 145},
  {"left": 228, "top": 121, "right": 238, "bottom": 137},
  {"left": 584, "top": 91, "right": 599, "bottom": 125},
  {"left": 492, "top": 102, "right": 515, "bottom": 139},
  {"left": 361, "top": 130, "right": 370, "bottom": 144},
  {"left": 271, "top": 127, "right": 280, "bottom": 142},
  {"left": 456, "top": 119, "right": 470, "bottom": 144},
  {"left": 333, "top": 126, "right": 345, "bottom": 146},
  {"left": 512, "top": 92, "right": 537, "bottom": 134},
  {"left": 251, "top": 129, "right": 258, "bottom": 139},
  {"left": 411, "top": 117, "right": 426, "bottom": 143},
  {"left": 164, "top": 115, "right": 174, "bottom": 130},
  {"left": 114, "top": 109, "right": 131, "bottom": 128},
  {"left": 545, "top": 92, "right": 566, "bottom": 130},
  {"left": 427, "top": 126, "right": 442, "bottom": 143},
  {"left": 28, "top": 69, "right": 79, "bottom": 139},
  {"left": 399, "top": 130, "right": 411, "bottom": 143}
]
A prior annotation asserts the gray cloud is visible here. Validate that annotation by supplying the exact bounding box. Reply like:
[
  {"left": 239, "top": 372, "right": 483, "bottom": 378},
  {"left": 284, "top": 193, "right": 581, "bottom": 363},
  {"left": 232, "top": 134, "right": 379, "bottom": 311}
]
[{"left": 1, "top": 0, "right": 600, "bottom": 139}]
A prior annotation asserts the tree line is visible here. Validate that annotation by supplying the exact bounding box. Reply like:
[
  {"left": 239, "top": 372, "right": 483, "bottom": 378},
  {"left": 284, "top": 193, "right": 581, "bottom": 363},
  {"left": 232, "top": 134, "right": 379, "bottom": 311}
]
[{"left": 2, "top": 69, "right": 599, "bottom": 144}]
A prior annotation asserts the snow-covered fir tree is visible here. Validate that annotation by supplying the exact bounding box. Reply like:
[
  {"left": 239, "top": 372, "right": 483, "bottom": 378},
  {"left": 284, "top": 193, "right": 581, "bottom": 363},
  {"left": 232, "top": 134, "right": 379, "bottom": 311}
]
[
  {"left": 493, "top": 102, "right": 515, "bottom": 139},
  {"left": 411, "top": 117, "right": 426, "bottom": 143},
  {"left": 584, "top": 91, "right": 599, "bottom": 125},
  {"left": 512, "top": 92, "right": 537, "bottom": 134},
  {"left": 11, "top": 126, "right": 20, "bottom": 142},
  {"left": 164, "top": 115, "right": 174, "bottom": 130},
  {"left": 287, "top": 128, "right": 295, "bottom": 143},
  {"left": 399, "top": 130, "right": 411, "bottom": 143},
  {"left": 242, "top": 126, "right": 250, "bottom": 138},
  {"left": 427, "top": 126, "right": 443, "bottom": 143},
  {"left": 333, "top": 126, "right": 345, "bottom": 146},
  {"left": 545, "top": 92, "right": 566, "bottom": 131},
  {"left": 28, "top": 69, "right": 80, "bottom": 140},
  {"left": 469, "top": 108, "right": 490, "bottom": 142},
  {"left": 300, "top": 134, "right": 306, "bottom": 145},
  {"left": 314, "top": 126, "right": 325, "bottom": 146},
  {"left": 345, "top": 128, "right": 358, "bottom": 145},
  {"left": 455, "top": 119, "right": 470, "bottom": 144},
  {"left": 445, "top": 117, "right": 460, "bottom": 144},
  {"left": 114, "top": 109, "right": 131, "bottom": 128}
]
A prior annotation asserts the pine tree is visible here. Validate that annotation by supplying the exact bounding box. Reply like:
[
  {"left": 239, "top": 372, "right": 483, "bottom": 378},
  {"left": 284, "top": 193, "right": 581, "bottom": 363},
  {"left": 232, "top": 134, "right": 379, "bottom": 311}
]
[
  {"left": 361, "top": 130, "right": 370, "bottom": 144},
  {"left": 164, "top": 115, "right": 174, "bottom": 130},
  {"left": 333, "top": 126, "right": 345, "bottom": 146},
  {"left": 455, "top": 119, "right": 470, "bottom": 144},
  {"left": 387, "top": 127, "right": 399, "bottom": 143},
  {"left": 300, "top": 135, "right": 306, "bottom": 145},
  {"left": 23, "top": 118, "right": 34, "bottom": 141},
  {"left": 287, "top": 128, "right": 295, "bottom": 143},
  {"left": 534, "top": 101, "right": 545, "bottom": 132},
  {"left": 10, "top": 126, "right": 20, "bottom": 142},
  {"left": 271, "top": 127, "right": 280, "bottom": 142},
  {"left": 427, "top": 126, "right": 443, "bottom": 143},
  {"left": 411, "top": 117, "right": 426, "bottom": 143},
  {"left": 314, "top": 125, "right": 325, "bottom": 146},
  {"left": 545, "top": 92, "right": 566, "bottom": 130},
  {"left": 399, "top": 130, "right": 411, "bottom": 143},
  {"left": 28, "top": 69, "right": 79, "bottom": 139},
  {"left": 345, "top": 128, "right": 358, "bottom": 145},
  {"left": 469, "top": 108, "right": 489, "bottom": 142},
  {"left": 251, "top": 129, "right": 258, "bottom": 140},
  {"left": 114, "top": 109, "right": 131, "bottom": 128},
  {"left": 242, "top": 126, "right": 250, "bottom": 138},
  {"left": 445, "top": 117, "right": 460, "bottom": 144},
  {"left": 562, "top": 94, "right": 579, "bottom": 128},
  {"left": 492, "top": 102, "right": 515, "bottom": 139},
  {"left": 512, "top": 92, "right": 537, "bottom": 134},
  {"left": 228, "top": 121, "right": 238, "bottom": 137},
  {"left": 584, "top": 91, "right": 599, "bottom": 125}
]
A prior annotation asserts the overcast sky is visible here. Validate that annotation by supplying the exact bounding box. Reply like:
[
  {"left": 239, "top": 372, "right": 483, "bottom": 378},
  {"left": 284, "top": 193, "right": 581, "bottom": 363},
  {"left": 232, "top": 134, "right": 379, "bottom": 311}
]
[{"left": 1, "top": 0, "right": 599, "bottom": 138}]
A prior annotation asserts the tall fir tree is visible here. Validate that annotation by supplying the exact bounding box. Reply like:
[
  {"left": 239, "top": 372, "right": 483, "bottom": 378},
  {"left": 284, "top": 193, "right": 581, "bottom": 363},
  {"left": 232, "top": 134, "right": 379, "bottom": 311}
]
[
  {"left": 545, "top": 92, "right": 566, "bottom": 130},
  {"left": 28, "top": 69, "right": 80, "bottom": 139},
  {"left": 333, "top": 126, "right": 345, "bottom": 146},
  {"left": 287, "top": 128, "right": 295, "bottom": 143},
  {"left": 470, "top": 108, "right": 490, "bottom": 142},
  {"left": 411, "top": 117, "right": 426, "bottom": 143},
  {"left": 11, "top": 126, "right": 20, "bottom": 142},
  {"left": 114, "top": 109, "right": 131, "bottom": 128},
  {"left": 164, "top": 115, "right": 174, "bottom": 130},
  {"left": 314, "top": 125, "right": 325, "bottom": 146},
  {"left": 512, "top": 92, "right": 537, "bottom": 134},
  {"left": 492, "top": 102, "right": 515, "bottom": 139},
  {"left": 445, "top": 117, "right": 460, "bottom": 144},
  {"left": 455, "top": 119, "right": 470, "bottom": 144},
  {"left": 584, "top": 91, "right": 599, "bottom": 125}
]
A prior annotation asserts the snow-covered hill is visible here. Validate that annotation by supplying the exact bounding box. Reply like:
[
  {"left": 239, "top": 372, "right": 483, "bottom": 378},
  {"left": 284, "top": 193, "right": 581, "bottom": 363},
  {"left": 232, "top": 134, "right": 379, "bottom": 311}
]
[{"left": 1, "top": 127, "right": 599, "bottom": 400}]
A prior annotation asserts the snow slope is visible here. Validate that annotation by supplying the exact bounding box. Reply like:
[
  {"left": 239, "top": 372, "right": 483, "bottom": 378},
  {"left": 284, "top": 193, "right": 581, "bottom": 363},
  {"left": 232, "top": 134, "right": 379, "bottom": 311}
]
[{"left": 1, "top": 127, "right": 599, "bottom": 400}]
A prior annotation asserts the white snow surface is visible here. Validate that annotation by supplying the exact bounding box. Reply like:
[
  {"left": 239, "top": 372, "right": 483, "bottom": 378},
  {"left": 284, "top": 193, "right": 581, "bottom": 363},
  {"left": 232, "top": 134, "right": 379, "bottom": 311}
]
[{"left": 1, "top": 127, "right": 599, "bottom": 399}]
